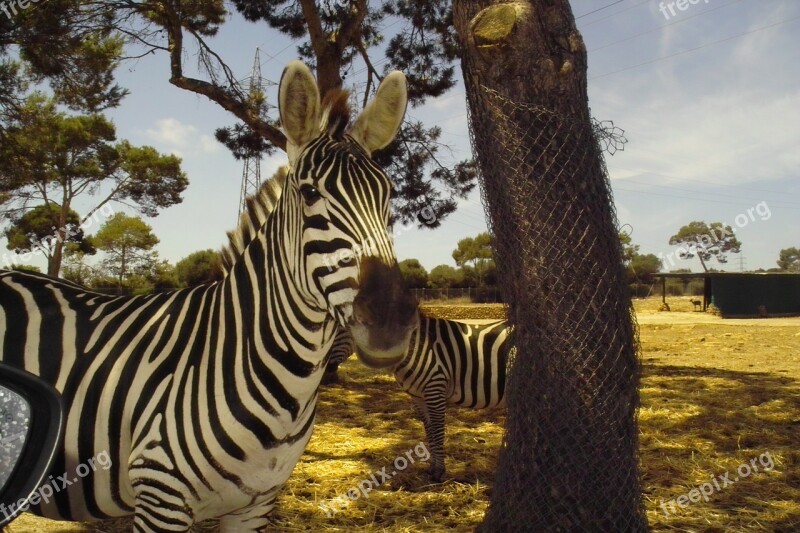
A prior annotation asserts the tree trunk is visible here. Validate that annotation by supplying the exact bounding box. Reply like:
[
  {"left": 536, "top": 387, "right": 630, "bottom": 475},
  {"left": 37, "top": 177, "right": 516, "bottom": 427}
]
[
  {"left": 698, "top": 253, "right": 708, "bottom": 272},
  {"left": 453, "top": 1, "right": 648, "bottom": 530},
  {"left": 119, "top": 247, "right": 126, "bottom": 289},
  {"left": 315, "top": 45, "right": 344, "bottom": 96},
  {"left": 48, "top": 203, "right": 69, "bottom": 277}
]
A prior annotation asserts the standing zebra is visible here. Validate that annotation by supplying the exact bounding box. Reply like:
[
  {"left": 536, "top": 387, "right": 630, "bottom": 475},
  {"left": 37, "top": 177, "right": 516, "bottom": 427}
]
[
  {"left": 325, "top": 315, "right": 513, "bottom": 481},
  {"left": 217, "top": 169, "right": 512, "bottom": 482},
  {"left": 0, "top": 61, "right": 418, "bottom": 532}
]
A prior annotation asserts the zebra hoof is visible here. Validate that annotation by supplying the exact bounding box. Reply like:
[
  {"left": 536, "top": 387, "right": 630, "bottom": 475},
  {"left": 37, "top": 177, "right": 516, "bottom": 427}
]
[
  {"left": 321, "top": 370, "right": 339, "bottom": 385},
  {"left": 428, "top": 465, "right": 445, "bottom": 483}
]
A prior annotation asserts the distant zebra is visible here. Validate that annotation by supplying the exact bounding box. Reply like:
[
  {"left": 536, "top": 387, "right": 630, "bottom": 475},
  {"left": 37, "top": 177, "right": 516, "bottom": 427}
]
[
  {"left": 325, "top": 315, "right": 513, "bottom": 481},
  {"left": 0, "top": 61, "right": 418, "bottom": 532}
]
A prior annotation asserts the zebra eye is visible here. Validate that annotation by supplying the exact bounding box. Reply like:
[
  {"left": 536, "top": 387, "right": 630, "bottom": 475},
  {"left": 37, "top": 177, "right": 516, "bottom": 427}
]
[{"left": 299, "top": 184, "right": 322, "bottom": 205}]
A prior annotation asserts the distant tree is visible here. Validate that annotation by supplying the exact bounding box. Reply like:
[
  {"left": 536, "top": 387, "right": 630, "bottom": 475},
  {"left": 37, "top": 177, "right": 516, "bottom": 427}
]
[
  {"left": 9, "top": 264, "right": 40, "bottom": 273},
  {"left": 130, "top": 259, "right": 180, "bottom": 293},
  {"left": 627, "top": 253, "right": 662, "bottom": 285},
  {"left": 618, "top": 231, "right": 661, "bottom": 285},
  {"left": 669, "top": 221, "right": 742, "bottom": 272},
  {"left": 0, "top": 1, "right": 126, "bottom": 117},
  {"left": 0, "top": 95, "right": 187, "bottom": 276},
  {"left": 4, "top": 203, "right": 96, "bottom": 272},
  {"left": 175, "top": 250, "right": 224, "bottom": 287},
  {"left": 429, "top": 264, "right": 464, "bottom": 289},
  {"left": 398, "top": 258, "right": 429, "bottom": 289},
  {"left": 61, "top": 244, "right": 98, "bottom": 286},
  {"left": 93, "top": 213, "right": 159, "bottom": 288},
  {"left": 452, "top": 232, "right": 494, "bottom": 287},
  {"left": 777, "top": 247, "right": 800, "bottom": 272},
  {"left": 619, "top": 231, "right": 638, "bottom": 265}
]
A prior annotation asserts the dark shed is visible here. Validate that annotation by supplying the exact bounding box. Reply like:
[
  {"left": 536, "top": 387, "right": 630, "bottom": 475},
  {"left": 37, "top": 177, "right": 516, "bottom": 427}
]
[{"left": 654, "top": 273, "right": 800, "bottom": 318}]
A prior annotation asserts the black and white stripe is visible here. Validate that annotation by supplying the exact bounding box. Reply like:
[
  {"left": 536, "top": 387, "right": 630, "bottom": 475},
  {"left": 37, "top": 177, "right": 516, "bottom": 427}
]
[
  {"left": 326, "top": 313, "right": 513, "bottom": 481},
  {"left": 0, "top": 61, "right": 414, "bottom": 532}
]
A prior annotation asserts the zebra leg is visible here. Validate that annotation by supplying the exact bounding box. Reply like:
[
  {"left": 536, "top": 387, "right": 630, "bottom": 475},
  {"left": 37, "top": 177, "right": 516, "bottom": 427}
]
[
  {"left": 218, "top": 495, "right": 278, "bottom": 532},
  {"left": 321, "top": 362, "right": 340, "bottom": 385},
  {"left": 420, "top": 382, "right": 448, "bottom": 482},
  {"left": 412, "top": 396, "right": 430, "bottom": 427}
]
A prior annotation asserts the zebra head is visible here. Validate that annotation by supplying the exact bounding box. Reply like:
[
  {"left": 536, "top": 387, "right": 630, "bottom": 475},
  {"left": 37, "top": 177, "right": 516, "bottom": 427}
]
[{"left": 278, "top": 61, "right": 418, "bottom": 367}]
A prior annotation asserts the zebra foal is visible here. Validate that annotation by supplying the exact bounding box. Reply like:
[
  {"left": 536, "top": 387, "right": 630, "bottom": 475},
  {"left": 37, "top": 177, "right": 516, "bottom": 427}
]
[
  {"left": 325, "top": 314, "right": 513, "bottom": 481},
  {"left": 0, "top": 61, "right": 417, "bottom": 532}
]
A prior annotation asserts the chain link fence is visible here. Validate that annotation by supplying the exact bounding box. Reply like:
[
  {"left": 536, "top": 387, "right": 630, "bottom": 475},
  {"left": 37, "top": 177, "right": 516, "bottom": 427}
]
[{"left": 466, "top": 84, "right": 648, "bottom": 531}]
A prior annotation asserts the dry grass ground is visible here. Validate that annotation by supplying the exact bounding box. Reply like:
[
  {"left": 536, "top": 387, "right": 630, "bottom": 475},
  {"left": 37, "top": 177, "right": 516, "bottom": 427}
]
[{"left": 7, "top": 297, "right": 800, "bottom": 532}]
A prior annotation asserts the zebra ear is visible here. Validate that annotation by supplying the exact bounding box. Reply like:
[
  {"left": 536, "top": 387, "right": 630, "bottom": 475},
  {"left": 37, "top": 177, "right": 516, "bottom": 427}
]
[
  {"left": 279, "top": 61, "right": 321, "bottom": 164},
  {"left": 348, "top": 71, "right": 407, "bottom": 156}
]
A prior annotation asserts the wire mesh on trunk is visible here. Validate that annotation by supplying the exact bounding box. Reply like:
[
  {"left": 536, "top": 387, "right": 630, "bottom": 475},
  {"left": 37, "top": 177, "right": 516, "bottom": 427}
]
[{"left": 467, "top": 85, "right": 648, "bottom": 531}]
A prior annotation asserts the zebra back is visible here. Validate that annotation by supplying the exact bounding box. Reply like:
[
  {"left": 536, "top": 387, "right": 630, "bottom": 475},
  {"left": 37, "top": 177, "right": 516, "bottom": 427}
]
[{"left": 397, "top": 315, "right": 512, "bottom": 409}]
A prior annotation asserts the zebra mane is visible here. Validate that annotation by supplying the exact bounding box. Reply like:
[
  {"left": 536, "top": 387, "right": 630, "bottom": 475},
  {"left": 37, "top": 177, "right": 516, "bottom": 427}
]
[
  {"left": 220, "top": 166, "right": 287, "bottom": 274},
  {"left": 320, "top": 89, "right": 351, "bottom": 139}
]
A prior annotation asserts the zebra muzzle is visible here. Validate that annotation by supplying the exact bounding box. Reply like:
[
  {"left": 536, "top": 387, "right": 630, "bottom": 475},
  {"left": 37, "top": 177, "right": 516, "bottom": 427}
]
[{"left": 348, "top": 257, "right": 418, "bottom": 368}]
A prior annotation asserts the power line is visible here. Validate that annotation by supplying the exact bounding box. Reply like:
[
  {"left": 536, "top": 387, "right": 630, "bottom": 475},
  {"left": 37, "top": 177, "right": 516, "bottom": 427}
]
[
  {"left": 591, "top": 0, "right": 745, "bottom": 53},
  {"left": 590, "top": 14, "right": 800, "bottom": 80},
  {"left": 618, "top": 175, "right": 800, "bottom": 207},
  {"left": 424, "top": 1, "right": 771, "bottom": 125},
  {"left": 612, "top": 184, "right": 800, "bottom": 211},
  {"left": 580, "top": 0, "right": 652, "bottom": 27},
  {"left": 576, "top": 0, "right": 626, "bottom": 20},
  {"left": 611, "top": 160, "right": 798, "bottom": 198}
]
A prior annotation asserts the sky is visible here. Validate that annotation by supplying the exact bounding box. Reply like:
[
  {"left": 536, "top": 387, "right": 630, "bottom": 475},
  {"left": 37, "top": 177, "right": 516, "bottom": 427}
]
[{"left": 4, "top": 0, "right": 799, "bottom": 274}]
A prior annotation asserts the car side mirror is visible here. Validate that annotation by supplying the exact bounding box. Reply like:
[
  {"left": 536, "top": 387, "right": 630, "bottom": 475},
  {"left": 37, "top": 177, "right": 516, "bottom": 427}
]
[{"left": 0, "top": 363, "right": 63, "bottom": 527}]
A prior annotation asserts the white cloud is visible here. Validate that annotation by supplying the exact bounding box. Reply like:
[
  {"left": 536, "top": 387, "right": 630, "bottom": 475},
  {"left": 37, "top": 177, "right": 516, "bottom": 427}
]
[
  {"left": 591, "top": 5, "right": 800, "bottom": 189},
  {"left": 612, "top": 89, "right": 800, "bottom": 186},
  {"left": 144, "top": 118, "right": 221, "bottom": 157}
]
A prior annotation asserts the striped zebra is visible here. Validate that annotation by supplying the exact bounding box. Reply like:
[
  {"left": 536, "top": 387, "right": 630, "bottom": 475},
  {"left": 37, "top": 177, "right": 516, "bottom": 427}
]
[
  {"left": 0, "top": 61, "right": 419, "bottom": 532},
  {"left": 324, "top": 314, "right": 513, "bottom": 481},
  {"left": 217, "top": 163, "right": 512, "bottom": 482},
  {"left": 320, "top": 328, "right": 358, "bottom": 385}
]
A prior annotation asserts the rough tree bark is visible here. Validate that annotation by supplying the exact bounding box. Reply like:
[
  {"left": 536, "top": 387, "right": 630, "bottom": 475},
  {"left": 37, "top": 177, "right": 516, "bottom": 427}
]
[{"left": 452, "top": 1, "right": 648, "bottom": 530}]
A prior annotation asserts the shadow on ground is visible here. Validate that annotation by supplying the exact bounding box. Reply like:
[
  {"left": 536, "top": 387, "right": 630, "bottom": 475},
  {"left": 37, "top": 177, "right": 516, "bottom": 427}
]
[{"left": 640, "top": 363, "right": 800, "bottom": 532}]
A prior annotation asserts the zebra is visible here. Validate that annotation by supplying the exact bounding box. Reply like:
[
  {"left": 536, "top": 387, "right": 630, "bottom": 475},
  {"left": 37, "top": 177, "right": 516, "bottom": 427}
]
[
  {"left": 0, "top": 61, "right": 419, "bottom": 532},
  {"left": 320, "top": 328, "right": 357, "bottom": 385},
  {"left": 324, "top": 314, "right": 513, "bottom": 482},
  {"left": 216, "top": 164, "right": 512, "bottom": 482}
]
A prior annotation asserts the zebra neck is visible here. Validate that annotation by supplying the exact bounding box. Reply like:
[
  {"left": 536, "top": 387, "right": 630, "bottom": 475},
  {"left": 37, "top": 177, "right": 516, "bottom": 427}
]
[{"left": 222, "top": 216, "right": 335, "bottom": 372}]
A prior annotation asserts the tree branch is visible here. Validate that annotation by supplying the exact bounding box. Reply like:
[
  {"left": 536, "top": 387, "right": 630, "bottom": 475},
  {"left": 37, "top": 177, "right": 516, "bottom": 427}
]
[
  {"left": 356, "top": 38, "right": 381, "bottom": 107},
  {"left": 299, "top": 0, "right": 328, "bottom": 60},
  {"left": 79, "top": 170, "right": 136, "bottom": 225},
  {"left": 338, "top": 0, "right": 369, "bottom": 54},
  {"left": 161, "top": 2, "right": 286, "bottom": 150}
]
